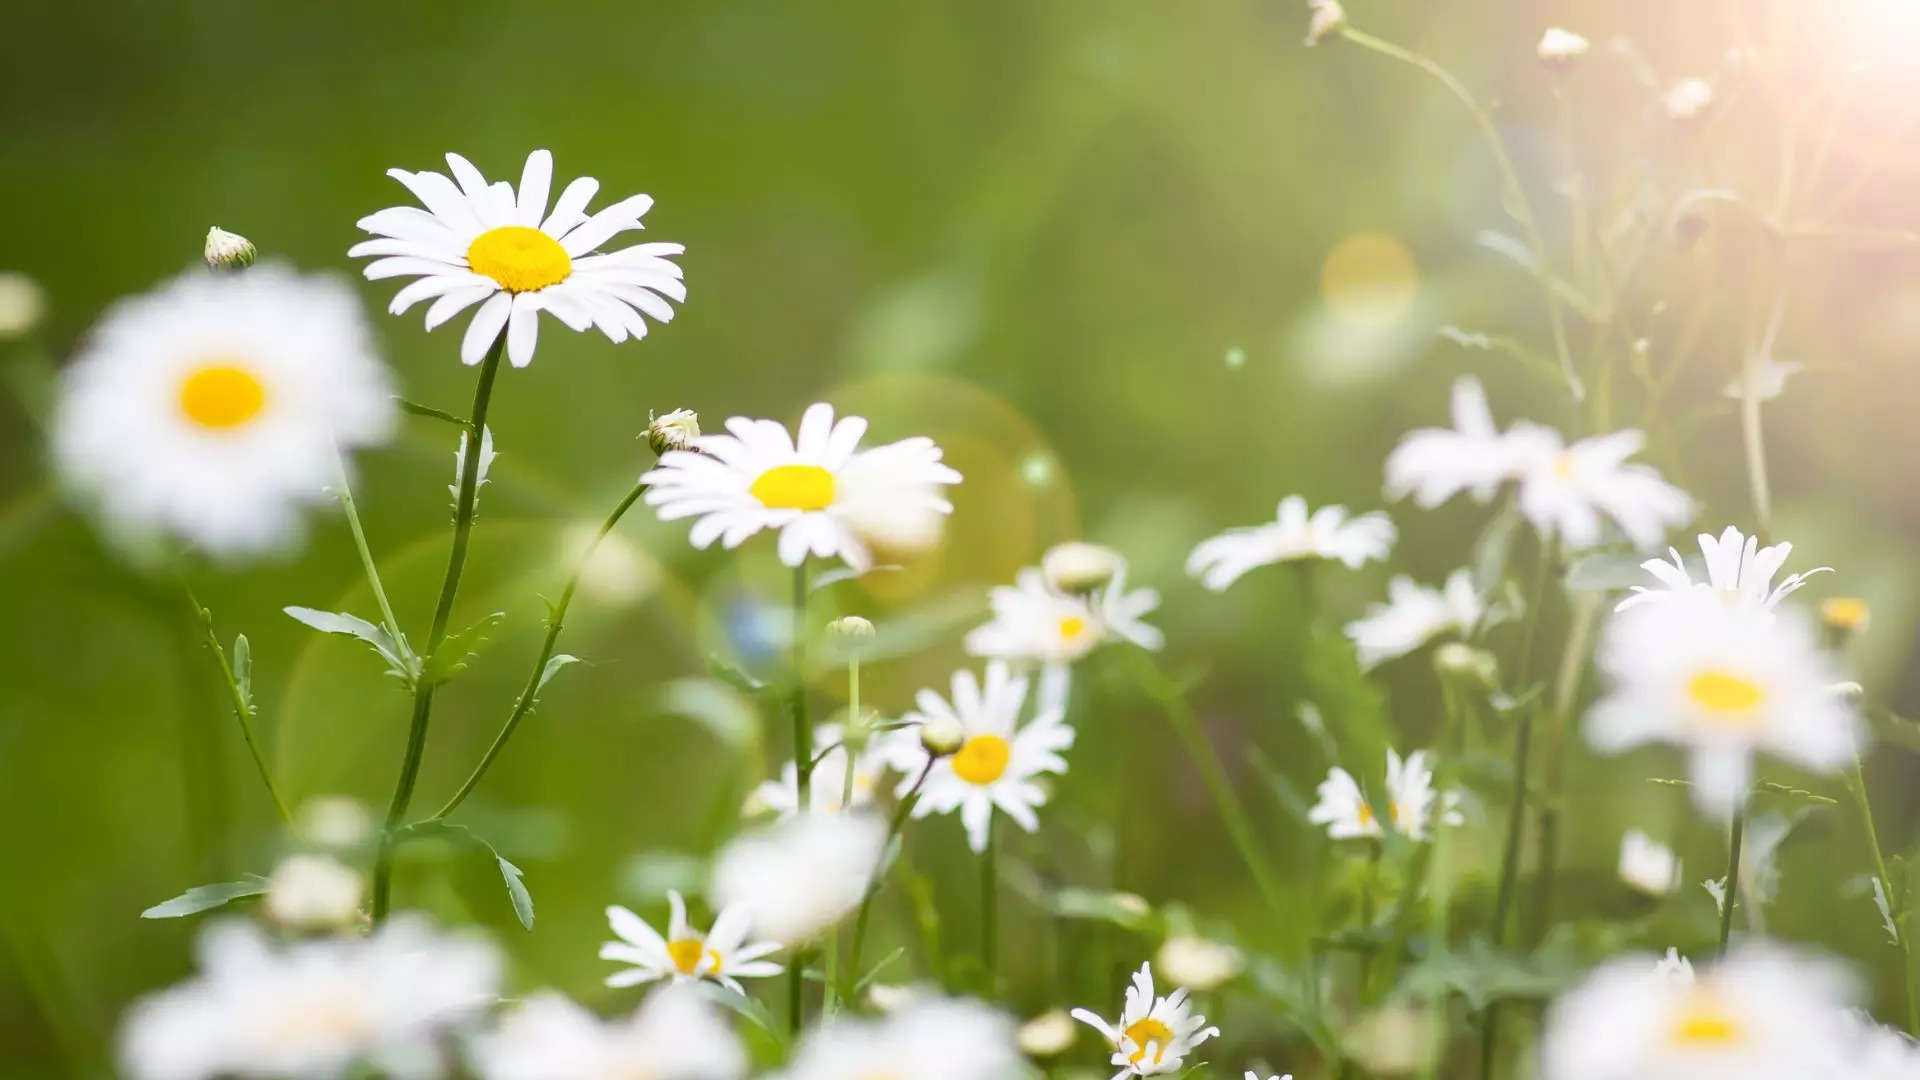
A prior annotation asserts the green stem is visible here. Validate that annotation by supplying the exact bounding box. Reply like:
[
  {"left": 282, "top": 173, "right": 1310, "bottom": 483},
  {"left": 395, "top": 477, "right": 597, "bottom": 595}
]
[
  {"left": 181, "top": 583, "right": 291, "bottom": 824},
  {"left": 844, "top": 756, "right": 935, "bottom": 1001},
  {"left": 431, "top": 480, "right": 649, "bottom": 820},
  {"left": 822, "top": 658, "right": 864, "bottom": 1015},
  {"left": 332, "top": 455, "right": 410, "bottom": 662},
  {"left": 371, "top": 330, "right": 506, "bottom": 921},
  {"left": 788, "top": 947, "right": 805, "bottom": 1036},
  {"left": 1718, "top": 805, "right": 1747, "bottom": 956},
  {"left": 1526, "top": 591, "right": 1599, "bottom": 943},
  {"left": 1739, "top": 281, "right": 1787, "bottom": 545},
  {"left": 981, "top": 815, "right": 998, "bottom": 990},
  {"left": 792, "top": 562, "right": 813, "bottom": 812},
  {"left": 1845, "top": 759, "right": 1915, "bottom": 1031}
]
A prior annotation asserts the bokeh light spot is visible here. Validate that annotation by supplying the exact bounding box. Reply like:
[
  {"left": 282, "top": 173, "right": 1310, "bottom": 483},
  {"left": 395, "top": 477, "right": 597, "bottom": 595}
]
[{"left": 1321, "top": 232, "right": 1420, "bottom": 328}]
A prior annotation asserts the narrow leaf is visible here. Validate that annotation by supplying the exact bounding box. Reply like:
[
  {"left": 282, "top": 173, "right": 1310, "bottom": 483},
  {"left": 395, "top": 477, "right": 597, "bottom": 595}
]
[
  {"left": 284, "top": 606, "right": 414, "bottom": 682},
  {"left": 536, "top": 654, "right": 582, "bottom": 695},
  {"left": 495, "top": 856, "right": 534, "bottom": 931},
  {"left": 232, "top": 634, "right": 254, "bottom": 713},
  {"left": 421, "top": 612, "right": 506, "bottom": 685},
  {"left": 141, "top": 876, "right": 269, "bottom": 919},
  {"left": 1564, "top": 550, "right": 1652, "bottom": 592},
  {"left": 690, "top": 981, "right": 787, "bottom": 1049}
]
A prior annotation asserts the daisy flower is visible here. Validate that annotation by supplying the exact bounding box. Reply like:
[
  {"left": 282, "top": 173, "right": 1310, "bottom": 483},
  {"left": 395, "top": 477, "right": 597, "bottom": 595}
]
[
  {"left": 883, "top": 662, "right": 1072, "bottom": 853},
  {"left": 1070, "top": 963, "right": 1221, "bottom": 1078},
  {"left": 52, "top": 265, "right": 396, "bottom": 559},
  {"left": 1343, "top": 568, "right": 1486, "bottom": 669},
  {"left": 1186, "top": 495, "right": 1395, "bottom": 592},
  {"left": 1617, "top": 830, "right": 1681, "bottom": 897},
  {"left": 710, "top": 811, "right": 884, "bottom": 945},
  {"left": 351, "top": 149, "right": 684, "bottom": 368},
  {"left": 1307, "top": 749, "right": 1463, "bottom": 841},
  {"left": 1506, "top": 423, "right": 1692, "bottom": 551},
  {"left": 1615, "top": 526, "right": 1829, "bottom": 614},
  {"left": 600, "top": 890, "right": 782, "bottom": 995},
  {"left": 1384, "top": 376, "right": 1514, "bottom": 509},
  {"left": 746, "top": 723, "right": 884, "bottom": 817},
  {"left": 1154, "top": 936, "right": 1242, "bottom": 992},
  {"left": 470, "top": 986, "right": 745, "bottom": 1080},
  {"left": 1539, "top": 944, "right": 1853, "bottom": 1080},
  {"left": 1585, "top": 589, "right": 1860, "bottom": 817},
  {"left": 966, "top": 565, "right": 1161, "bottom": 666},
  {"left": 641, "top": 402, "right": 960, "bottom": 571},
  {"left": 773, "top": 997, "right": 1022, "bottom": 1080}
]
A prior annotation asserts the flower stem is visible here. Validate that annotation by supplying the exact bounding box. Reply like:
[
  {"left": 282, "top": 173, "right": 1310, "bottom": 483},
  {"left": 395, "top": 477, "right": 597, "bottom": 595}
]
[
  {"left": 431, "top": 480, "right": 649, "bottom": 820},
  {"left": 792, "top": 562, "right": 813, "bottom": 812},
  {"left": 332, "top": 454, "right": 410, "bottom": 664},
  {"left": 181, "top": 582, "right": 291, "bottom": 824},
  {"left": 1718, "top": 805, "right": 1747, "bottom": 956},
  {"left": 981, "top": 814, "right": 998, "bottom": 990},
  {"left": 370, "top": 330, "right": 506, "bottom": 922},
  {"left": 822, "top": 656, "right": 865, "bottom": 1016},
  {"left": 1844, "top": 759, "right": 1915, "bottom": 1031},
  {"left": 1526, "top": 591, "right": 1600, "bottom": 943},
  {"left": 844, "top": 756, "right": 935, "bottom": 1001}
]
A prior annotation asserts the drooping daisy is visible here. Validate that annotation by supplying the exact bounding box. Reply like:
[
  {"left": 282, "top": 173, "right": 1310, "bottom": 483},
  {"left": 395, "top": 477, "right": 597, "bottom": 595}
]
[
  {"left": 1539, "top": 944, "right": 1853, "bottom": 1080},
  {"left": 1615, "top": 526, "right": 1829, "bottom": 614},
  {"left": 1071, "top": 963, "right": 1221, "bottom": 1079},
  {"left": 1506, "top": 423, "right": 1692, "bottom": 551},
  {"left": 1344, "top": 568, "right": 1487, "bottom": 669},
  {"left": 709, "top": 811, "right": 884, "bottom": 945},
  {"left": 470, "top": 986, "right": 746, "bottom": 1080},
  {"left": 600, "top": 891, "right": 783, "bottom": 995},
  {"left": 883, "top": 662, "right": 1072, "bottom": 853},
  {"left": 351, "top": 149, "right": 685, "bottom": 368},
  {"left": 746, "top": 723, "right": 884, "bottom": 817},
  {"left": 641, "top": 402, "right": 960, "bottom": 572},
  {"left": 1384, "top": 376, "right": 1514, "bottom": 509},
  {"left": 1585, "top": 589, "right": 1860, "bottom": 817},
  {"left": 1187, "top": 495, "right": 1395, "bottom": 592},
  {"left": 1618, "top": 830, "right": 1682, "bottom": 897},
  {"left": 1307, "top": 749, "right": 1463, "bottom": 841},
  {"left": 52, "top": 265, "right": 397, "bottom": 559},
  {"left": 772, "top": 996, "right": 1022, "bottom": 1080}
]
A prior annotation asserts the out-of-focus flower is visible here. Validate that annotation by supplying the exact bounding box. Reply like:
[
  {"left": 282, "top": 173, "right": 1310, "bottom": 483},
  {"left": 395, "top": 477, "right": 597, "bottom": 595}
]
[
  {"left": 1506, "top": 423, "right": 1692, "bottom": 551},
  {"left": 967, "top": 563, "right": 1162, "bottom": 668},
  {"left": 1385, "top": 377, "right": 1512, "bottom": 508},
  {"left": 1345, "top": 569, "right": 1485, "bottom": 669},
  {"left": 51, "top": 265, "right": 396, "bottom": 560},
  {"left": 1187, "top": 495, "right": 1395, "bottom": 592},
  {"left": 1433, "top": 642, "right": 1499, "bottom": 688},
  {"left": 1309, "top": 749, "right": 1463, "bottom": 841},
  {"left": 1665, "top": 77, "right": 1715, "bottom": 121},
  {"left": 296, "top": 796, "right": 376, "bottom": 851},
  {"left": 865, "top": 983, "right": 924, "bottom": 1013},
  {"left": 1304, "top": 1, "right": 1345, "bottom": 46},
  {"left": 772, "top": 996, "right": 1021, "bottom": 1080},
  {"left": 1155, "top": 936, "right": 1243, "bottom": 991},
  {"left": 1827, "top": 1009, "right": 1920, "bottom": 1079},
  {"left": 1071, "top": 963, "right": 1220, "bottom": 1077},
  {"left": 710, "top": 811, "right": 884, "bottom": 945},
  {"left": 1017, "top": 1010, "right": 1078, "bottom": 1057},
  {"left": 1653, "top": 947, "right": 1694, "bottom": 985},
  {"left": 1721, "top": 361, "right": 1801, "bottom": 403},
  {"left": 264, "top": 853, "right": 364, "bottom": 932},
  {"left": 0, "top": 270, "right": 46, "bottom": 339},
  {"left": 470, "top": 985, "right": 745, "bottom": 1080},
  {"left": 746, "top": 722, "right": 884, "bottom": 817},
  {"left": 1617, "top": 830, "right": 1681, "bottom": 897},
  {"left": 1345, "top": 1004, "right": 1435, "bottom": 1076},
  {"left": 882, "top": 662, "right": 1071, "bottom": 853},
  {"left": 648, "top": 408, "right": 700, "bottom": 456},
  {"left": 351, "top": 149, "right": 684, "bottom": 367},
  {"left": 1616, "top": 526, "right": 1828, "bottom": 614},
  {"left": 1821, "top": 596, "right": 1870, "bottom": 636},
  {"left": 1586, "top": 589, "right": 1860, "bottom": 818},
  {"left": 118, "top": 915, "right": 499, "bottom": 1080},
  {"left": 642, "top": 402, "right": 960, "bottom": 572},
  {"left": 600, "top": 890, "right": 783, "bottom": 995},
  {"left": 1537, "top": 27, "right": 1590, "bottom": 66},
  {"left": 203, "top": 227, "right": 256, "bottom": 270},
  {"left": 1042, "top": 540, "right": 1124, "bottom": 594}
]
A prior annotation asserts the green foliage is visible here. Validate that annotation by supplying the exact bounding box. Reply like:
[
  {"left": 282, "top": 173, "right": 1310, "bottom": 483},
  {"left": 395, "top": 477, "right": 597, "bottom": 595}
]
[{"left": 141, "top": 876, "right": 270, "bottom": 920}]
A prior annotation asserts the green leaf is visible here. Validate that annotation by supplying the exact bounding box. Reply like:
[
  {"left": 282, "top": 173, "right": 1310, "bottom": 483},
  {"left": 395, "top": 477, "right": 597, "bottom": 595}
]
[
  {"left": 1438, "top": 326, "right": 1565, "bottom": 388},
  {"left": 657, "top": 676, "right": 760, "bottom": 748},
  {"left": 141, "top": 875, "right": 269, "bottom": 919},
  {"left": 689, "top": 981, "right": 787, "bottom": 1050},
  {"left": 811, "top": 565, "right": 901, "bottom": 592},
  {"left": 420, "top": 612, "right": 505, "bottom": 685},
  {"left": 284, "top": 606, "right": 415, "bottom": 684},
  {"left": 495, "top": 855, "right": 534, "bottom": 931},
  {"left": 707, "top": 653, "right": 767, "bottom": 694},
  {"left": 232, "top": 634, "right": 254, "bottom": 714},
  {"left": 851, "top": 946, "right": 906, "bottom": 994},
  {"left": 1564, "top": 550, "right": 1651, "bottom": 592},
  {"left": 393, "top": 821, "right": 533, "bottom": 931},
  {"left": 1470, "top": 506, "right": 1522, "bottom": 601},
  {"left": 537, "top": 654, "right": 582, "bottom": 695}
]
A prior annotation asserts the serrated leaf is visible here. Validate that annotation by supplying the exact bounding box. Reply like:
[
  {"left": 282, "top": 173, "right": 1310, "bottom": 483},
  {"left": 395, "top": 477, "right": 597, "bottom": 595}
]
[
  {"left": 537, "top": 654, "right": 581, "bottom": 695},
  {"left": 232, "top": 634, "right": 254, "bottom": 713},
  {"left": 495, "top": 855, "right": 533, "bottom": 931},
  {"left": 141, "top": 876, "right": 269, "bottom": 919},
  {"left": 284, "top": 606, "right": 415, "bottom": 683},
  {"left": 420, "top": 612, "right": 505, "bottom": 685},
  {"left": 1564, "top": 550, "right": 1652, "bottom": 592},
  {"left": 392, "top": 821, "right": 533, "bottom": 931}
]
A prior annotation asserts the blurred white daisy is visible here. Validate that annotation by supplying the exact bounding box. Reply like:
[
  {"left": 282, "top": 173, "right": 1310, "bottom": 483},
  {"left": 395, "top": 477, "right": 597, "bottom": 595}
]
[
  {"left": 1540, "top": 944, "right": 1853, "bottom": 1080},
  {"left": 1247, "top": 1074, "right": 1295, "bottom": 1080},
  {"left": 52, "top": 265, "right": 396, "bottom": 559},
  {"left": 263, "top": 853, "right": 364, "bottom": 932},
  {"left": 1344, "top": 568, "right": 1486, "bottom": 669},
  {"left": 1537, "top": 27, "right": 1590, "bottom": 64},
  {"left": 600, "top": 890, "right": 782, "bottom": 995},
  {"left": 1653, "top": 947, "right": 1694, "bottom": 985},
  {"left": 1307, "top": 749, "right": 1462, "bottom": 841},
  {"left": 746, "top": 722, "right": 884, "bottom": 817},
  {"left": 1507, "top": 423, "right": 1692, "bottom": 551},
  {"left": 883, "top": 662, "right": 1072, "bottom": 853},
  {"left": 641, "top": 402, "right": 960, "bottom": 571},
  {"left": 1665, "top": 77, "right": 1715, "bottom": 121},
  {"left": 1154, "top": 936, "right": 1242, "bottom": 991},
  {"left": 1187, "top": 495, "right": 1395, "bottom": 591},
  {"left": 351, "top": 149, "right": 684, "bottom": 367},
  {"left": 772, "top": 996, "right": 1021, "bottom": 1080},
  {"left": 710, "top": 811, "right": 884, "bottom": 945},
  {"left": 1721, "top": 361, "right": 1801, "bottom": 403},
  {"left": 1615, "top": 526, "right": 1829, "bottom": 614},
  {"left": 1827, "top": 1009, "right": 1920, "bottom": 1080},
  {"left": 118, "top": 915, "right": 498, "bottom": 1080},
  {"left": 470, "top": 986, "right": 745, "bottom": 1080},
  {"left": 1585, "top": 589, "right": 1860, "bottom": 817},
  {"left": 1071, "top": 962, "right": 1220, "bottom": 1078},
  {"left": 1384, "top": 376, "right": 1513, "bottom": 508},
  {"left": 1618, "top": 830, "right": 1681, "bottom": 897}
]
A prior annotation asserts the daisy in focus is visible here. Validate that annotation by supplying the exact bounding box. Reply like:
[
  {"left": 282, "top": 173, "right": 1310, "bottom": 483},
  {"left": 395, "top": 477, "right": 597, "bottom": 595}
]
[
  {"left": 351, "top": 149, "right": 685, "bottom": 368},
  {"left": 600, "top": 891, "right": 782, "bottom": 995},
  {"left": 642, "top": 402, "right": 960, "bottom": 571},
  {"left": 1615, "top": 525, "right": 1829, "bottom": 614},
  {"left": 746, "top": 722, "right": 885, "bottom": 817},
  {"left": 710, "top": 811, "right": 885, "bottom": 945},
  {"left": 52, "top": 266, "right": 396, "bottom": 560},
  {"left": 1343, "top": 568, "right": 1487, "bottom": 669},
  {"left": 1071, "top": 962, "right": 1220, "bottom": 1078},
  {"left": 1585, "top": 588, "right": 1860, "bottom": 816},
  {"left": 1308, "top": 748, "right": 1463, "bottom": 841},
  {"left": 1187, "top": 495, "right": 1395, "bottom": 591},
  {"left": 470, "top": 986, "right": 745, "bottom": 1080},
  {"left": 884, "top": 661, "right": 1072, "bottom": 853},
  {"left": 772, "top": 997, "right": 1022, "bottom": 1080}
]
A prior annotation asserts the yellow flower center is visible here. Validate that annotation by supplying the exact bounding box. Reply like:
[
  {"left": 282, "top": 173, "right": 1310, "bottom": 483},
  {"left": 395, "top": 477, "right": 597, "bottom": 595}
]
[
  {"left": 466, "top": 225, "right": 572, "bottom": 293},
  {"left": 1822, "top": 596, "right": 1869, "bottom": 631},
  {"left": 750, "top": 464, "right": 836, "bottom": 511},
  {"left": 178, "top": 363, "right": 267, "bottom": 430},
  {"left": 1671, "top": 993, "right": 1742, "bottom": 1046},
  {"left": 1123, "top": 1018, "right": 1176, "bottom": 1066},
  {"left": 1552, "top": 452, "right": 1576, "bottom": 479},
  {"left": 1356, "top": 802, "right": 1376, "bottom": 826},
  {"left": 666, "top": 937, "right": 711, "bottom": 976},
  {"left": 1058, "top": 615, "right": 1089, "bottom": 640},
  {"left": 1687, "top": 670, "right": 1765, "bottom": 721},
  {"left": 951, "top": 734, "right": 1011, "bottom": 786}
]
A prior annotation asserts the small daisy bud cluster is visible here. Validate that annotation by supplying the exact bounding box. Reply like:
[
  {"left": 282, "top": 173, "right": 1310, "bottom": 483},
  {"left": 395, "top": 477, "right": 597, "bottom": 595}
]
[
  {"left": 647, "top": 408, "right": 700, "bottom": 456},
  {"left": 1305, "top": 0, "right": 1346, "bottom": 46},
  {"left": 1042, "top": 540, "right": 1123, "bottom": 595},
  {"left": 1536, "top": 27, "right": 1589, "bottom": 68},
  {"left": 203, "top": 226, "right": 256, "bottom": 270},
  {"left": 828, "top": 614, "right": 876, "bottom": 643}
]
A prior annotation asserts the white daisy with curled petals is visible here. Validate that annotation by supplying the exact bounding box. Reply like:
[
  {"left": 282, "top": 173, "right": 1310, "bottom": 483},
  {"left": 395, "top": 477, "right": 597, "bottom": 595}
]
[
  {"left": 1187, "top": 495, "right": 1395, "bottom": 592},
  {"left": 600, "top": 891, "right": 783, "bottom": 995},
  {"left": 350, "top": 149, "right": 685, "bottom": 368},
  {"left": 1070, "top": 963, "right": 1220, "bottom": 1078},
  {"left": 641, "top": 402, "right": 960, "bottom": 571},
  {"left": 883, "top": 662, "right": 1071, "bottom": 853},
  {"left": 1615, "top": 525, "right": 1829, "bottom": 614}
]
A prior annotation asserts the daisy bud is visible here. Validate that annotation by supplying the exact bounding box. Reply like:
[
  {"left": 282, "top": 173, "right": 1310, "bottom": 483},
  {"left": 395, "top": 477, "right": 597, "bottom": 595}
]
[
  {"left": 1434, "top": 641, "right": 1498, "bottom": 689},
  {"left": 263, "top": 853, "right": 364, "bottom": 931},
  {"left": 828, "top": 614, "right": 876, "bottom": 644},
  {"left": 1017, "top": 1009, "right": 1078, "bottom": 1058},
  {"left": 919, "top": 716, "right": 965, "bottom": 758},
  {"left": 1155, "top": 935, "right": 1243, "bottom": 991},
  {"left": 1041, "top": 540, "right": 1123, "bottom": 595},
  {"left": 1664, "top": 77, "right": 1714, "bottom": 122},
  {"left": 1304, "top": 0, "right": 1345, "bottom": 46},
  {"left": 1537, "top": 27, "right": 1590, "bottom": 68},
  {"left": 1820, "top": 597, "right": 1870, "bottom": 643},
  {"left": 0, "top": 271, "right": 46, "bottom": 340},
  {"left": 647, "top": 408, "right": 700, "bottom": 456},
  {"left": 203, "top": 226, "right": 256, "bottom": 270}
]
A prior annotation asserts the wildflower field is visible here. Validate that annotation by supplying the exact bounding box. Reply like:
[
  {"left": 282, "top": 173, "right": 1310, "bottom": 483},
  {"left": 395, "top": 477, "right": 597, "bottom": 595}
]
[{"left": 7, "top": 2, "right": 1920, "bottom": 1078}]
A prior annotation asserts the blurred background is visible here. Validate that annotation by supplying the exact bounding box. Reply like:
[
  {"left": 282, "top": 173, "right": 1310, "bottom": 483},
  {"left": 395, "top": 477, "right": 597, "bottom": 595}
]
[{"left": 7, "top": 0, "right": 1920, "bottom": 1075}]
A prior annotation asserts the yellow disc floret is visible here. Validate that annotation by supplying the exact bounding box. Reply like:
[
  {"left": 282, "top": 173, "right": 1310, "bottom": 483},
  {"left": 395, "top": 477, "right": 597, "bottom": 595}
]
[
  {"left": 1123, "top": 1018, "right": 1176, "bottom": 1066},
  {"left": 178, "top": 363, "right": 267, "bottom": 430},
  {"left": 466, "top": 225, "right": 572, "bottom": 293},
  {"left": 751, "top": 464, "right": 836, "bottom": 511},
  {"left": 666, "top": 938, "right": 706, "bottom": 975},
  {"left": 1670, "top": 992, "right": 1742, "bottom": 1046},
  {"left": 1687, "top": 670, "right": 1765, "bottom": 721},
  {"left": 951, "top": 734, "right": 1012, "bottom": 786}
]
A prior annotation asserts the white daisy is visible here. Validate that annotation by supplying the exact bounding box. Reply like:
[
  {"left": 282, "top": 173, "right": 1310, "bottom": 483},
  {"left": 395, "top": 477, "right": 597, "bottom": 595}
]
[
  {"left": 1665, "top": 77, "right": 1715, "bottom": 121},
  {"left": 641, "top": 402, "right": 960, "bottom": 572},
  {"left": 1585, "top": 588, "right": 1861, "bottom": 817},
  {"left": 118, "top": 915, "right": 499, "bottom": 1080},
  {"left": 52, "top": 265, "right": 396, "bottom": 559},
  {"left": 1307, "top": 749, "right": 1463, "bottom": 841},
  {"left": 1537, "top": 27, "right": 1590, "bottom": 63},
  {"left": 1186, "top": 495, "right": 1395, "bottom": 591},
  {"left": 1615, "top": 526, "right": 1829, "bottom": 614},
  {"left": 263, "top": 853, "right": 364, "bottom": 932},
  {"left": 600, "top": 891, "right": 783, "bottom": 995},
  {"left": 351, "top": 149, "right": 685, "bottom": 368},
  {"left": 746, "top": 723, "right": 884, "bottom": 817},
  {"left": 883, "top": 662, "right": 1072, "bottom": 854},
  {"left": 1539, "top": 943, "right": 1853, "bottom": 1080},
  {"left": 1153, "top": 936, "right": 1242, "bottom": 992},
  {"left": 1507, "top": 423, "right": 1693, "bottom": 551},
  {"left": 772, "top": 996, "right": 1022, "bottom": 1080},
  {"left": 963, "top": 562, "right": 1160, "bottom": 717},
  {"left": 1618, "top": 830, "right": 1682, "bottom": 897},
  {"left": 1384, "top": 376, "right": 1513, "bottom": 509},
  {"left": 709, "top": 811, "right": 885, "bottom": 945},
  {"left": 470, "top": 986, "right": 745, "bottom": 1080},
  {"left": 1344, "top": 568, "right": 1486, "bottom": 669},
  {"left": 1070, "top": 962, "right": 1221, "bottom": 1079},
  {"left": 1827, "top": 1009, "right": 1920, "bottom": 1080}
]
